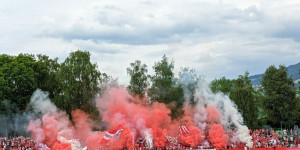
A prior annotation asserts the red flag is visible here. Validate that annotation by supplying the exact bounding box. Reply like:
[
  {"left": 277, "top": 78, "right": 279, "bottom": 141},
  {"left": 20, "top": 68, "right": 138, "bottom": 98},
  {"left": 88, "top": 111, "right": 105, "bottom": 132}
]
[
  {"left": 179, "top": 125, "right": 189, "bottom": 135},
  {"left": 100, "top": 125, "right": 124, "bottom": 144}
]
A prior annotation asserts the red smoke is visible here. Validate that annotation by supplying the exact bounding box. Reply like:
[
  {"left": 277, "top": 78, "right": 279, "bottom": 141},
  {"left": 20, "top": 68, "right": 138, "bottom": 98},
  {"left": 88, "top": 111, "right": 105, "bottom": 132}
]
[
  {"left": 206, "top": 105, "right": 220, "bottom": 124},
  {"left": 179, "top": 126, "right": 203, "bottom": 147},
  {"left": 52, "top": 142, "right": 71, "bottom": 150},
  {"left": 152, "top": 128, "right": 168, "bottom": 147},
  {"left": 209, "top": 124, "right": 228, "bottom": 149},
  {"left": 97, "top": 88, "right": 176, "bottom": 148},
  {"left": 85, "top": 131, "right": 105, "bottom": 150},
  {"left": 28, "top": 110, "right": 96, "bottom": 150},
  {"left": 27, "top": 87, "right": 247, "bottom": 149},
  {"left": 72, "top": 109, "right": 92, "bottom": 141}
]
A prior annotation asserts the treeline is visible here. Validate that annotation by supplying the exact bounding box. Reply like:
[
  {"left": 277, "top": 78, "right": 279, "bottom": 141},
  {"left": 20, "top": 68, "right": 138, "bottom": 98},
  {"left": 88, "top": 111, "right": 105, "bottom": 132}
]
[
  {"left": 0, "top": 50, "right": 299, "bottom": 130},
  {"left": 127, "top": 56, "right": 300, "bottom": 129},
  {"left": 0, "top": 51, "right": 107, "bottom": 121},
  {"left": 210, "top": 66, "right": 300, "bottom": 129}
]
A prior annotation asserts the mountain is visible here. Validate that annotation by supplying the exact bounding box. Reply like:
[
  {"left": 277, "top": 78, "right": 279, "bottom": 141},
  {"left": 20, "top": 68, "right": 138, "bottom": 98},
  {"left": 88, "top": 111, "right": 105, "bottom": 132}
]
[{"left": 249, "top": 62, "right": 300, "bottom": 88}]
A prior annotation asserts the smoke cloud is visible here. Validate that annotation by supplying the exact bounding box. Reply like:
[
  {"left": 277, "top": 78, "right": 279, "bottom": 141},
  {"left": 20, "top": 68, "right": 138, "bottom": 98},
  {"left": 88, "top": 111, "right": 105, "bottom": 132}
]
[
  {"left": 191, "top": 80, "right": 253, "bottom": 147},
  {"left": 18, "top": 77, "right": 252, "bottom": 149}
]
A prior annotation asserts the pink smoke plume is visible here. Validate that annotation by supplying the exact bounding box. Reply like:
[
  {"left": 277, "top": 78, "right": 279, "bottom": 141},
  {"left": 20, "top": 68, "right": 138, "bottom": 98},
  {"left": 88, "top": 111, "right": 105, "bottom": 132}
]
[
  {"left": 27, "top": 87, "right": 251, "bottom": 149},
  {"left": 179, "top": 126, "right": 203, "bottom": 147},
  {"left": 209, "top": 124, "right": 228, "bottom": 149},
  {"left": 97, "top": 88, "right": 180, "bottom": 148},
  {"left": 206, "top": 105, "right": 220, "bottom": 124}
]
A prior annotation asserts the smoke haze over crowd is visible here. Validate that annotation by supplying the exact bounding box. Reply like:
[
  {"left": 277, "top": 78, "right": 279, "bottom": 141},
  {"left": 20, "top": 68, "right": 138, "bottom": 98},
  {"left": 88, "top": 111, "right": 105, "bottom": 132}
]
[{"left": 24, "top": 78, "right": 252, "bottom": 150}]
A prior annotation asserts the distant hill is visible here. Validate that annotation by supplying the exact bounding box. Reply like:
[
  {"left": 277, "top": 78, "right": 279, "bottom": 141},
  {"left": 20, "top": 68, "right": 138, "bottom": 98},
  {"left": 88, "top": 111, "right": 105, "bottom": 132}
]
[{"left": 249, "top": 62, "right": 300, "bottom": 88}]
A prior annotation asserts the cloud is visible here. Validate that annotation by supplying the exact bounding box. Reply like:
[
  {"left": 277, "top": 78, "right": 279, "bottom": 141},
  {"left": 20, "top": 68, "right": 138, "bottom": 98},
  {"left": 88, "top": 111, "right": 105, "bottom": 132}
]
[
  {"left": 273, "top": 22, "right": 300, "bottom": 42},
  {"left": 35, "top": 1, "right": 297, "bottom": 46},
  {"left": 73, "top": 40, "right": 123, "bottom": 54},
  {"left": 1, "top": 0, "right": 300, "bottom": 84}
]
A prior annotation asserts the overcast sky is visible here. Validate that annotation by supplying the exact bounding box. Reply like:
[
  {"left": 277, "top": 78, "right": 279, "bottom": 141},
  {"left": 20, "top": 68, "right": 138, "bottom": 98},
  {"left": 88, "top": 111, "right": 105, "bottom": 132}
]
[{"left": 1, "top": 0, "right": 300, "bottom": 84}]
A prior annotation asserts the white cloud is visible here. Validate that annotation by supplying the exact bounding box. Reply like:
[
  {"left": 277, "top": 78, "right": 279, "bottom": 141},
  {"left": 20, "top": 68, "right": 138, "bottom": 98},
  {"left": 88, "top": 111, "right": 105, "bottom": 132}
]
[{"left": 0, "top": 0, "right": 300, "bottom": 84}]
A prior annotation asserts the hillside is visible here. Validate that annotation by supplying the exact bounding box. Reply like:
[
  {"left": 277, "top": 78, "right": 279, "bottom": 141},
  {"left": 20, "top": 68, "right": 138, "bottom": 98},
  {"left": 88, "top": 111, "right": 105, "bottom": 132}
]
[{"left": 249, "top": 62, "right": 300, "bottom": 88}]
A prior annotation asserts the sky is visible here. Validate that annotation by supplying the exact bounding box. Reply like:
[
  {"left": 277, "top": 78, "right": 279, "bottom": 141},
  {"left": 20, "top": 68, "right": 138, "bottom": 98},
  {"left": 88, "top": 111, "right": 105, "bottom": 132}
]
[{"left": 1, "top": 0, "right": 300, "bottom": 84}]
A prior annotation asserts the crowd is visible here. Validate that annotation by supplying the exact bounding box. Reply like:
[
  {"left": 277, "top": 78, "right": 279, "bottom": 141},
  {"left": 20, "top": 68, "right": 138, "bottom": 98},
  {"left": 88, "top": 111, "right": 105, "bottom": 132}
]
[
  {"left": 0, "top": 129, "right": 299, "bottom": 150},
  {"left": 249, "top": 129, "right": 299, "bottom": 148},
  {"left": 0, "top": 136, "right": 35, "bottom": 150}
]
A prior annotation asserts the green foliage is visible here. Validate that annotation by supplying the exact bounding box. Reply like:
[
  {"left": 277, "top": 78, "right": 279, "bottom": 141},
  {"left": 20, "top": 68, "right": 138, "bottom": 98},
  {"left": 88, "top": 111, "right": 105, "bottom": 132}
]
[
  {"left": 36, "top": 54, "right": 61, "bottom": 99},
  {"left": 127, "top": 60, "right": 149, "bottom": 98},
  {"left": 149, "top": 55, "right": 184, "bottom": 119},
  {"left": 150, "top": 55, "right": 174, "bottom": 103},
  {"left": 0, "top": 99, "right": 19, "bottom": 114},
  {"left": 294, "top": 96, "right": 300, "bottom": 126},
  {"left": 0, "top": 54, "right": 48, "bottom": 112},
  {"left": 2, "top": 50, "right": 300, "bottom": 131},
  {"left": 261, "top": 65, "right": 298, "bottom": 127},
  {"left": 210, "top": 73, "right": 262, "bottom": 129},
  {"left": 210, "top": 77, "right": 233, "bottom": 95},
  {"left": 229, "top": 72, "right": 259, "bottom": 129},
  {"left": 0, "top": 51, "right": 107, "bottom": 122},
  {"left": 254, "top": 90, "right": 268, "bottom": 128},
  {"left": 56, "top": 50, "right": 102, "bottom": 117}
]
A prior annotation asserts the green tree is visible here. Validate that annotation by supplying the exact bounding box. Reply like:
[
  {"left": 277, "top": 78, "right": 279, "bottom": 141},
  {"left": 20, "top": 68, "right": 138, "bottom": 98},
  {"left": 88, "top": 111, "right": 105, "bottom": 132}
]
[
  {"left": 127, "top": 60, "right": 149, "bottom": 98},
  {"left": 229, "top": 72, "right": 258, "bottom": 129},
  {"left": 0, "top": 54, "right": 14, "bottom": 109},
  {"left": 150, "top": 55, "right": 175, "bottom": 103},
  {"left": 261, "top": 65, "right": 298, "bottom": 127},
  {"left": 149, "top": 55, "right": 184, "bottom": 118},
  {"left": 0, "top": 54, "right": 48, "bottom": 112},
  {"left": 210, "top": 77, "right": 233, "bottom": 95},
  {"left": 56, "top": 50, "right": 103, "bottom": 116},
  {"left": 36, "top": 54, "right": 61, "bottom": 99}
]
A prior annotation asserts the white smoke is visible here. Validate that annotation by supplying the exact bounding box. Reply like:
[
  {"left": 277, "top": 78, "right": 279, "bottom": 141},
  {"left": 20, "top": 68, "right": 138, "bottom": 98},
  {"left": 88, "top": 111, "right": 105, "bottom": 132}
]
[
  {"left": 177, "top": 68, "right": 208, "bottom": 132},
  {"left": 194, "top": 80, "right": 253, "bottom": 147},
  {"left": 28, "top": 119, "right": 44, "bottom": 143},
  {"left": 193, "top": 97, "right": 208, "bottom": 132},
  {"left": 29, "top": 89, "right": 57, "bottom": 114},
  {"left": 135, "top": 118, "right": 153, "bottom": 149},
  {"left": 144, "top": 130, "right": 153, "bottom": 149},
  {"left": 177, "top": 68, "right": 200, "bottom": 104},
  {"left": 29, "top": 89, "right": 91, "bottom": 150},
  {"left": 177, "top": 69, "right": 253, "bottom": 147},
  {"left": 57, "top": 135, "right": 87, "bottom": 150}
]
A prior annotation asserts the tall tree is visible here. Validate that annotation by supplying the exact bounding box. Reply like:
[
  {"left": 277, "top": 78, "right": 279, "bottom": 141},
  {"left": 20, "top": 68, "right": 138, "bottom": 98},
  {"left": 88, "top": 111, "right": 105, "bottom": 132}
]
[
  {"left": 150, "top": 55, "right": 175, "bottom": 103},
  {"left": 229, "top": 72, "right": 258, "bottom": 129},
  {"left": 36, "top": 54, "right": 61, "bottom": 99},
  {"left": 0, "top": 54, "right": 48, "bottom": 112},
  {"left": 210, "top": 77, "right": 233, "bottom": 95},
  {"left": 261, "top": 65, "right": 298, "bottom": 127},
  {"left": 150, "top": 55, "right": 184, "bottom": 118},
  {"left": 127, "top": 60, "right": 149, "bottom": 98},
  {"left": 57, "top": 50, "right": 102, "bottom": 116}
]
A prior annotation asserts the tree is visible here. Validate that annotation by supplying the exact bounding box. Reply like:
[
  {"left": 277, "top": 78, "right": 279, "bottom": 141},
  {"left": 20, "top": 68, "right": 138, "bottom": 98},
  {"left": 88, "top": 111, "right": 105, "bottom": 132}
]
[
  {"left": 0, "top": 54, "right": 14, "bottom": 110},
  {"left": 36, "top": 54, "right": 61, "bottom": 100},
  {"left": 56, "top": 50, "right": 103, "bottom": 116},
  {"left": 0, "top": 54, "right": 47, "bottom": 112},
  {"left": 229, "top": 72, "right": 258, "bottom": 129},
  {"left": 127, "top": 60, "right": 149, "bottom": 98},
  {"left": 261, "top": 65, "right": 298, "bottom": 127},
  {"left": 210, "top": 77, "right": 233, "bottom": 95},
  {"left": 150, "top": 55, "right": 175, "bottom": 103},
  {"left": 149, "top": 55, "right": 184, "bottom": 118}
]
